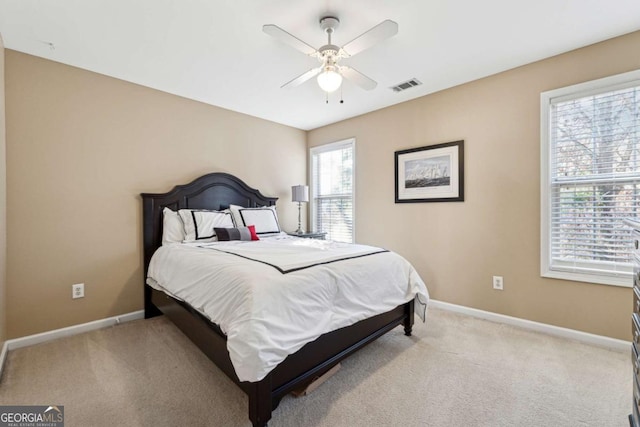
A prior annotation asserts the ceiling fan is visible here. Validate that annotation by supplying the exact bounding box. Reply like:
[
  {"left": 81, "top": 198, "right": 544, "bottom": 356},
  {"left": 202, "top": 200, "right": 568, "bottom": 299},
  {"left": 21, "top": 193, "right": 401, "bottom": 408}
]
[{"left": 263, "top": 17, "right": 398, "bottom": 94}]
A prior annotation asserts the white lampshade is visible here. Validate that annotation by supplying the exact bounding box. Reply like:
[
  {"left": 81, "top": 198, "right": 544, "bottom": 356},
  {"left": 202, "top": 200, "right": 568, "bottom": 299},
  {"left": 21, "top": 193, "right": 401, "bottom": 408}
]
[
  {"left": 317, "top": 67, "right": 343, "bottom": 93},
  {"left": 292, "top": 185, "right": 309, "bottom": 203}
]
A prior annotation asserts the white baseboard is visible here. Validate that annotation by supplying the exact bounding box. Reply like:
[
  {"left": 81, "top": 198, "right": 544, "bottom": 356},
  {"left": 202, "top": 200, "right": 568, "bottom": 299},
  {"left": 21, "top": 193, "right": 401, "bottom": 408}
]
[
  {"left": 0, "top": 310, "right": 144, "bottom": 379},
  {"left": 429, "top": 299, "right": 630, "bottom": 352}
]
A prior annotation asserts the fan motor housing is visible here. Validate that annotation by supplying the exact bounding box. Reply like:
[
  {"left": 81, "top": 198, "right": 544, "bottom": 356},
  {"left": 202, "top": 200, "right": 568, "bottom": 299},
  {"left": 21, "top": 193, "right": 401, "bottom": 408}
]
[{"left": 319, "top": 45, "right": 340, "bottom": 55}]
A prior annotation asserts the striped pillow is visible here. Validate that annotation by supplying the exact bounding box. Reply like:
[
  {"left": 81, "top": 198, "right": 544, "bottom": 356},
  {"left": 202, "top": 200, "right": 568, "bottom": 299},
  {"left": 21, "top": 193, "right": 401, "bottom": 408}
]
[{"left": 214, "top": 225, "right": 259, "bottom": 241}]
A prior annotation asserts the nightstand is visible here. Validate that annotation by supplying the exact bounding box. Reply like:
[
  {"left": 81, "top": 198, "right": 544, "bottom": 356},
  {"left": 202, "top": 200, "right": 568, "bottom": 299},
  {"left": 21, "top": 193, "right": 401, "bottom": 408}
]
[{"left": 287, "top": 232, "right": 327, "bottom": 240}]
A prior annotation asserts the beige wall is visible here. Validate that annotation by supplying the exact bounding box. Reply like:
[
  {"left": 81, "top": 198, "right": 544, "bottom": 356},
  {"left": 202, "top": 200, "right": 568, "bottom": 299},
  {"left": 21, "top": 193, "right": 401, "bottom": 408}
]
[
  {"left": 309, "top": 31, "right": 640, "bottom": 341},
  {"left": 0, "top": 36, "right": 6, "bottom": 346},
  {"left": 5, "top": 50, "right": 306, "bottom": 338},
  {"left": 5, "top": 31, "right": 639, "bottom": 341}
]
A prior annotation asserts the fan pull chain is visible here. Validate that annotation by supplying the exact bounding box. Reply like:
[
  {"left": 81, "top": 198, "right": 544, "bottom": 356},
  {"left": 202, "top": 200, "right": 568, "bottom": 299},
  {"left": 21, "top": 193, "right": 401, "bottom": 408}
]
[
  {"left": 326, "top": 92, "right": 329, "bottom": 104},
  {"left": 340, "top": 86, "right": 344, "bottom": 104}
]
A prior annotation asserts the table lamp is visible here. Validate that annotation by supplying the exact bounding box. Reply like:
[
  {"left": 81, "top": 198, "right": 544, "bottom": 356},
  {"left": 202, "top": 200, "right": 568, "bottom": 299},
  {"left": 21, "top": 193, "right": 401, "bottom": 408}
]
[{"left": 291, "top": 185, "right": 309, "bottom": 234}]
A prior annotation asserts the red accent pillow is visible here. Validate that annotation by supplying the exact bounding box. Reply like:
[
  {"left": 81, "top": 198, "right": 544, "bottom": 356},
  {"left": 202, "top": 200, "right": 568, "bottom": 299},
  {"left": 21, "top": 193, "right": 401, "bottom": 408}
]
[{"left": 247, "top": 225, "right": 260, "bottom": 241}]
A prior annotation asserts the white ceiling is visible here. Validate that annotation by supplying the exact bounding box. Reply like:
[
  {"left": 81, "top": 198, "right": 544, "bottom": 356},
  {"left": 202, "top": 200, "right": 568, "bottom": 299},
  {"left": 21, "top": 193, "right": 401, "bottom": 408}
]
[{"left": 1, "top": 1, "right": 640, "bottom": 131}]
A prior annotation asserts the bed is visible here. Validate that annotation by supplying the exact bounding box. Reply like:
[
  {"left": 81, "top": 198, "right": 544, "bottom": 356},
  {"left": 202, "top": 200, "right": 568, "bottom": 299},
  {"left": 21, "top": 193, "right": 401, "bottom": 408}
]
[{"left": 141, "top": 172, "right": 428, "bottom": 426}]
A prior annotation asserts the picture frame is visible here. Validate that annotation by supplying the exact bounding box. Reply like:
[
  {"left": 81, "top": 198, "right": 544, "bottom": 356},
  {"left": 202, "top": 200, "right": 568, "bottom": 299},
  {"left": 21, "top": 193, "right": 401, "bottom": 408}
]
[{"left": 395, "top": 140, "right": 464, "bottom": 203}]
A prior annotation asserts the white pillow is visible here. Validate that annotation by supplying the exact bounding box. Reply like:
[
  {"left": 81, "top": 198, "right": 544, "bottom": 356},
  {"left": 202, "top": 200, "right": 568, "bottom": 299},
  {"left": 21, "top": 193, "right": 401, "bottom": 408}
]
[
  {"left": 178, "top": 209, "right": 235, "bottom": 242},
  {"left": 229, "top": 204, "right": 245, "bottom": 227},
  {"left": 162, "top": 207, "right": 185, "bottom": 245},
  {"left": 231, "top": 205, "right": 281, "bottom": 235}
]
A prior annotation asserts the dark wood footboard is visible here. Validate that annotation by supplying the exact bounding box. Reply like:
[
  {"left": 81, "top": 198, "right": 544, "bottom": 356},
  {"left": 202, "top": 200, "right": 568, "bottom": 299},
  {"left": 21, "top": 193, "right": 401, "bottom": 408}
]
[{"left": 147, "top": 285, "right": 413, "bottom": 426}]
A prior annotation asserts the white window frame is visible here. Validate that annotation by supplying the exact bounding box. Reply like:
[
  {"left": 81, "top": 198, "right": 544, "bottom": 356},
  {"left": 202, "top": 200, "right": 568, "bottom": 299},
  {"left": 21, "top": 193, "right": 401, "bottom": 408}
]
[
  {"left": 540, "top": 69, "right": 640, "bottom": 287},
  {"left": 309, "top": 138, "right": 356, "bottom": 243}
]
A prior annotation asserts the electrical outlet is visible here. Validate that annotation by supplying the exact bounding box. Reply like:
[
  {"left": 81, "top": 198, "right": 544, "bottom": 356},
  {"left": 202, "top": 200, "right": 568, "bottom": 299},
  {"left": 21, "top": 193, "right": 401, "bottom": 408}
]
[
  {"left": 492, "top": 276, "right": 504, "bottom": 290},
  {"left": 72, "top": 283, "right": 84, "bottom": 299}
]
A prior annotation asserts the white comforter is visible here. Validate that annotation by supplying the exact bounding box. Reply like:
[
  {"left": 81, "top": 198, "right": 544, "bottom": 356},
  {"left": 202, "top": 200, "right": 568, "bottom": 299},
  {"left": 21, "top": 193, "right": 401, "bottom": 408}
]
[{"left": 147, "top": 234, "right": 429, "bottom": 382}]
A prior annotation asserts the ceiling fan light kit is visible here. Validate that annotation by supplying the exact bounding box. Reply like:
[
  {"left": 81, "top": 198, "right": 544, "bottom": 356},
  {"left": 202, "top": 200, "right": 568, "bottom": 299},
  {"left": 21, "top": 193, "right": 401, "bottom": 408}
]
[
  {"left": 263, "top": 16, "right": 398, "bottom": 99},
  {"left": 317, "top": 65, "right": 342, "bottom": 92}
]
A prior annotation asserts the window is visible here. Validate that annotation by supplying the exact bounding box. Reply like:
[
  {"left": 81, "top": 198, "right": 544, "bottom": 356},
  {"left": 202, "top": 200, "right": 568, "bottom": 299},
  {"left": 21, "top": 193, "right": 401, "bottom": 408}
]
[
  {"left": 310, "top": 139, "right": 355, "bottom": 243},
  {"left": 541, "top": 70, "right": 640, "bottom": 287}
]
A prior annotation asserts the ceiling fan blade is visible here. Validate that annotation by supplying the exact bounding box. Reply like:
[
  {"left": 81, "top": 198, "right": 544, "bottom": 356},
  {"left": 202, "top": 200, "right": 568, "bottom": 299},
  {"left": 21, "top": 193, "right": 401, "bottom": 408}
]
[
  {"left": 263, "top": 24, "right": 318, "bottom": 56},
  {"left": 340, "top": 20, "right": 398, "bottom": 57},
  {"left": 281, "top": 67, "right": 322, "bottom": 89},
  {"left": 340, "top": 66, "right": 377, "bottom": 91}
]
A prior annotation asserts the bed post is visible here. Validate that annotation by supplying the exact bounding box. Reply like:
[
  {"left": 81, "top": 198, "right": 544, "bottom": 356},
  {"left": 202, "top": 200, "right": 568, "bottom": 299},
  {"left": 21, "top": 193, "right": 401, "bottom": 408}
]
[
  {"left": 248, "top": 375, "right": 273, "bottom": 427},
  {"left": 144, "top": 285, "right": 162, "bottom": 319},
  {"left": 403, "top": 299, "right": 415, "bottom": 336}
]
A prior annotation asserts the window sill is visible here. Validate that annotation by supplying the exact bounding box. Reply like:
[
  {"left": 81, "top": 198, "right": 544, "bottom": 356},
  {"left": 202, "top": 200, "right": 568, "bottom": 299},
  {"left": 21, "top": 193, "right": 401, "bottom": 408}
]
[{"left": 542, "top": 269, "right": 631, "bottom": 288}]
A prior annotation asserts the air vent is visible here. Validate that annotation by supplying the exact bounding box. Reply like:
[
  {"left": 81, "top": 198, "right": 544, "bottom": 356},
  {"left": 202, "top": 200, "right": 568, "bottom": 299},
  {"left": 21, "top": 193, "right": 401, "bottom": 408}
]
[{"left": 390, "top": 78, "right": 422, "bottom": 92}]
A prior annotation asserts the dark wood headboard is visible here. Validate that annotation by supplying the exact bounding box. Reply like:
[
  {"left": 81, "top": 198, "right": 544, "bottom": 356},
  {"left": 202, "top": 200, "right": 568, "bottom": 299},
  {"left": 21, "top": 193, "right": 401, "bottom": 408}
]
[{"left": 141, "top": 172, "right": 278, "bottom": 277}]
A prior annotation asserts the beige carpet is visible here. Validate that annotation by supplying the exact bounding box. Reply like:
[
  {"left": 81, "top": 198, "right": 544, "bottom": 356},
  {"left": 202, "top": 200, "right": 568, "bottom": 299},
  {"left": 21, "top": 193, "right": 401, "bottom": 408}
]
[{"left": 0, "top": 308, "right": 630, "bottom": 426}]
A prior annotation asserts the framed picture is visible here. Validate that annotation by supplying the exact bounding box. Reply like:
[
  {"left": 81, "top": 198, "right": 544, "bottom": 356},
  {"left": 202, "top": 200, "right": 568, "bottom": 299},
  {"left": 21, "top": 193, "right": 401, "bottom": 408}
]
[{"left": 395, "top": 140, "right": 464, "bottom": 203}]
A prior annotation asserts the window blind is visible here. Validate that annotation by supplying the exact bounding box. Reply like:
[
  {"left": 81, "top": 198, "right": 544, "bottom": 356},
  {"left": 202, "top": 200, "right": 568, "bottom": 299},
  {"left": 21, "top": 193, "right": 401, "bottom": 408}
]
[
  {"left": 546, "top": 82, "right": 640, "bottom": 281},
  {"left": 310, "top": 140, "right": 354, "bottom": 243}
]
